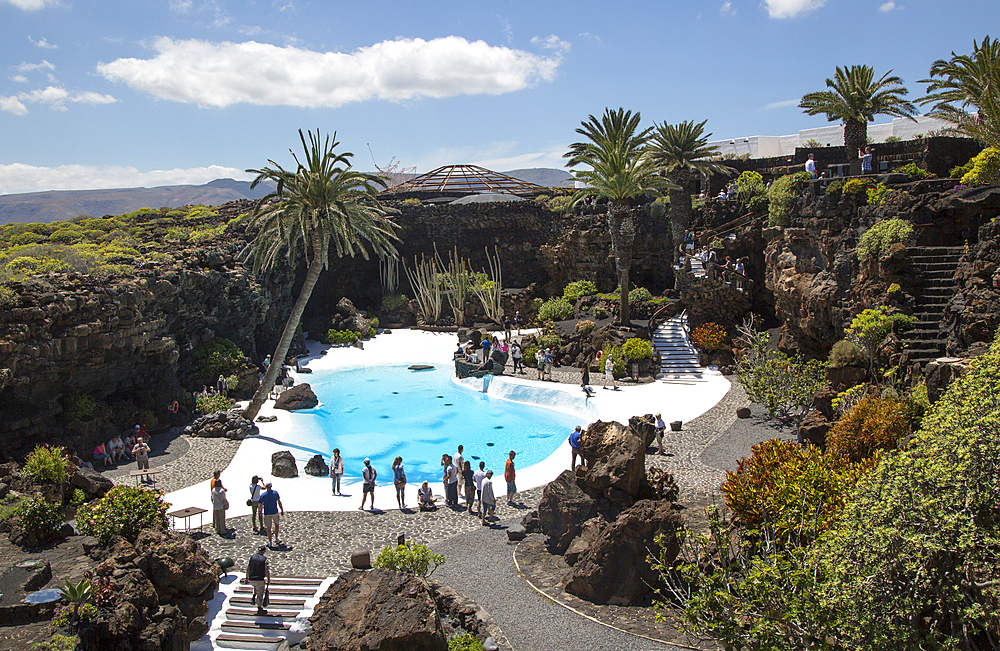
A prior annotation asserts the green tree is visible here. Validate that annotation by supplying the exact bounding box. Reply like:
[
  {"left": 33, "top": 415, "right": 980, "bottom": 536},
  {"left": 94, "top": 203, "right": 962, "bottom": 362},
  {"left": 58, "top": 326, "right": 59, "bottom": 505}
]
[
  {"left": 242, "top": 130, "right": 400, "bottom": 420},
  {"left": 564, "top": 108, "right": 677, "bottom": 325},
  {"left": 799, "top": 65, "right": 918, "bottom": 175},
  {"left": 647, "top": 120, "right": 733, "bottom": 267},
  {"left": 919, "top": 36, "right": 1000, "bottom": 148}
]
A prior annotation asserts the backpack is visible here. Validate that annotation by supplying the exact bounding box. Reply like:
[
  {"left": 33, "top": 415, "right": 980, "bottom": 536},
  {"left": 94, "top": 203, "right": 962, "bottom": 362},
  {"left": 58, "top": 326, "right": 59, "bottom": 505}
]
[{"left": 247, "top": 554, "right": 267, "bottom": 581}]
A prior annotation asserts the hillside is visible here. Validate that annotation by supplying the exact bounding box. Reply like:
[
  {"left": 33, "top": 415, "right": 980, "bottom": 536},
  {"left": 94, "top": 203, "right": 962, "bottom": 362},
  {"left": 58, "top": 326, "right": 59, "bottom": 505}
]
[{"left": 504, "top": 167, "right": 574, "bottom": 188}]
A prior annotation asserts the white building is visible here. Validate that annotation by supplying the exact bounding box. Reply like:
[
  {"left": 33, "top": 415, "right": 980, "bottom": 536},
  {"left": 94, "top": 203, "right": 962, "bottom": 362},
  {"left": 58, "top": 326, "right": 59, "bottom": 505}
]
[{"left": 709, "top": 115, "right": 952, "bottom": 159}]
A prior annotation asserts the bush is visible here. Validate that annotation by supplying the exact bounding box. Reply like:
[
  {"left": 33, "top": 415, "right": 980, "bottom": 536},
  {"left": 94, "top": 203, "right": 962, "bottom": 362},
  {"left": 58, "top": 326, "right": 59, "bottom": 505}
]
[
  {"left": 31, "top": 634, "right": 79, "bottom": 651},
  {"left": 866, "top": 182, "right": 890, "bottom": 206},
  {"left": 767, "top": 171, "right": 812, "bottom": 226},
  {"left": 448, "top": 634, "right": 483, "bottom": 651},
  {"left": 10, "top": 232, "right": 44, "bottom": 246},
  {"left": 960, "top": 147, "right": 1000, "bottom": 187},
  {"left": 24, "top": 445, "right": 71, "bottom": 484},
  {"left": 325, "top": 329, "right": 357, "bottom": 345},
  {"left": 950, "top": 158, "right": 975, "bottom": 179},
  {"left": 841, "top": 178, "right": 869, "bottom": 197},
  {"left": 646, "top": 466, "right": 679, "bottom": 502},
  {"left": 192, "top": 337, "right": 245, "bottom": 380},
  {"left": 593, "top": 305, "right": 609, "bottom": 320},
  {"left": 628, "top": 286, "right": 652, "bottom": 306},
  {"left": 734, "top": 170, "right": 765, "bottom": 206},
  {"left": 857, "top": 218, "right": 913, "bottom": 261},
  {"left": 373, "top": 542, "right": 444, "bottom": 577},
  {"left": 745, "top": 194, "right": 769, "bottom": 212},
  {"left": 401, "top": 198, "right": 421, "bottom": 207},
  {"left": 563, "top": 280, "right": 598, "bottom": 302},
  {"left": 600, "top": 344, "right": 627, "bottom": 377},
  {"left": 887, "top": 282, "right": 901, "bottom": 295},
  {"left": 575, "top": 319, "right": 596, "bottom": 334},
  {"left": 546, "top": 195, "right": 574, "bottom": 213},
  {"left": 827, "top": 339, "right": 865, "bottom": 368},
  {"left": 195, "top": 393, "right": 231, "bottom": 414},
  {"left": 537, "top": 331, "right": 561, "bottom": 350},
  {"left": 522, "top": 344, "right": 539, "bottom": 365},
  {"left": 691, "top": 322, "right": 726, "bottom": 351},
  {"left": 827, "top": 395, "right": 911, "bottom": 462},
  {"left": 897, "top": 162, "right": 934, "bottom": 179},
  {"left": 381, "top": 293, "right": 409, "bottom": 311},
  {"left": 62, "top": 393, "right": 97, "bottom": 422},
  {"left": 0, "top": 285, "right": 18, "bottom": 308},
  {"left": 814, "top": 331, "right": 1000, "bottom": 650},
  {"left": 76, "top": 485, "right": 169, "bottom": 545},
  {"left": 622, "top": 337, "right": 653, "bottom": 360},
  {"left": 69, "top": 489, "right": 88, "bottom": 508},
  {"left": 16, "top": 494, "right": 64, "bottom": 542},
  {"left": 825, "top": 179, "right": 844, "bottom": 197},
  {"left": 49, "top": 228, "right": 82, "bottom": 244},
  {"left": 537, "top": 297, "right": 574, "bottom": 322}
]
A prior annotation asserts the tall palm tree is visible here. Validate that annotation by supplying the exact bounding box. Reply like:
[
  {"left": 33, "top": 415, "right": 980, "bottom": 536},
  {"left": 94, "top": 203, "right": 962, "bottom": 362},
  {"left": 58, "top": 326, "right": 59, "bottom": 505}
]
[
  {"left": 241, "top": 129, "right": 400, "bottom": 421},
  {"left": 799, "top": 65, "right": 918, "bottom": 175},
  {"left": 919, "top": 36, "right": 1000, "bottom": 148},
  {"left": 564, "top": 108, "right": 677, "bottom": 325},
  {"left": 647, "top": 120, "right": 734, "bottom": 267}
]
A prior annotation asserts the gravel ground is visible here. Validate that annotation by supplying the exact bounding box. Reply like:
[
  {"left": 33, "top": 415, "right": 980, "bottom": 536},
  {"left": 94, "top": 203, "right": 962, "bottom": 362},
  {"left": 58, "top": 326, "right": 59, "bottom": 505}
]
[{"left": 101, "top": 429, "right": 242, "bottom": 494}]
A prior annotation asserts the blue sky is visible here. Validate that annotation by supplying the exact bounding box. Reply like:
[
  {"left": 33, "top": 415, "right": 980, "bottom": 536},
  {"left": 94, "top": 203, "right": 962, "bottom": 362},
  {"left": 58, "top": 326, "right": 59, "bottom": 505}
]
[{"left": 1, "top": 0, "right": 997, "bottom": 194}]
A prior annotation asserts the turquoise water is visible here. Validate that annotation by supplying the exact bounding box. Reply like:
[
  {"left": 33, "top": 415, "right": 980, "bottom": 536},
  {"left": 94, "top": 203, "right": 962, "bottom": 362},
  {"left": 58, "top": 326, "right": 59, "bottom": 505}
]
[{"left": 289, "top": 364, "right": 583, "bottom": 483}]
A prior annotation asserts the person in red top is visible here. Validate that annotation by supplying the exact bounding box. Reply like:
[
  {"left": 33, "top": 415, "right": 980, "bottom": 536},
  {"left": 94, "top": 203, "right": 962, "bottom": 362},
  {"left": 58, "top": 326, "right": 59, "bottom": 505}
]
[{"left": 504, "top": 450, "right": 517, "bottom": 504}]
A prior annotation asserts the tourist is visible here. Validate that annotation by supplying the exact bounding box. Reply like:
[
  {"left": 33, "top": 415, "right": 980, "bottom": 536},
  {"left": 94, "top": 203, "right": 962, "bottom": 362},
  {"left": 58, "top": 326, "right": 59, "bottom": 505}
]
[
  {"left": 513, "top": 310, "right": 523, "bottom": 334},
  {"left": 545, "top": 348, "right": 554, "bottom": 381},
  {"left": 717, "top": 188, "right": 727, "bottom": 202},
  {"left": 473, "top": 461, "right": 487, "bottom": 517},
  {"left": 245, "top": 545, "right": 271, "bottom": 615},
  {"left": 685, "top": 229, "right": 695, "bottom": 253},
  {"left": 505, "top": 450, "right": 517, "bottom": 504},
  {"left": 262, "top": 354, "right": 271, "bottom": 371},
  {"left": 462, "top": 461, "right": 476, "bottom": 514},
  {"left": 480, "top": 470, "right": 497, "bottom": 525},
  {"left": 535, "top": 348, "right": 544, "bottom": 380},
  {"left": 511, "top": 343, "right": 523, "bottom": 374},
  {"left": 481, "top": 337, "right": 491, "bottom": 365},
  {"left": 581, "top": 357, "right": 593, "bottom": 397},
  {"left": 260, "top": 482, "right": 284, "bottom": 548},
  {"left": 860, "top": 146, "right": 873, "bottom": 174},
  {"left": 805, "top": 153, "right": 817, "bottom": 178},
  {"left": 122, "top": 427, "right": 136, "bottom": 453},
  {"left": 603, "top": 353, "right": 617, "bottom": 390},
  {"left": 211, "top": 482, "right": 229, "bottom": 535},
  {"left": 330, "top": 449, "right": 344, "bottom": 496},
  {"left": 360, "top": 458, "right": 377, "bottom": 511},
  {"left": 654, "top": 413, "right": 666, "bottom": 456},
  {"left": 504, "top": 316, "right": 512, "bottom": 341},
  {"left": 454, "top": 446, "right": 466, "bottom": 502},
  {"left": 217, "top": 375, "right": 227, "bottom": 397},
  {"left": 132, "top": 436, "right": 151, "bottom": 481},
  {"left": 107, "top": 435, "right": 126, "bottom": 463},
  {"left": 444, "top": 455, "right": 459, "bottom": 506},
  {"left": 210, "top": 469, "right": 224, "bottom": 493},
  {"left": 92, "top": 442, "right": 110, "bottom": 467},
  {"left": 68, "top": 450, "right": 93, "bottom": 470},
  {"left": 455, "top": 341, "right": 465, "bottom": 358},
  {"left": 569, "top": 425, "right": 584, "bottom": 469},
  {"left": 418, "top": 481, "right": 438, "bottom": 511},
  {"left": 249, "top": 475, "right": 265, "bottom": 533},
  {"left": 392, "top": 456, "right": 406, "bottom": 509},
  {"left": 735, "top": 258, "right": 746, "bottom": 292}
]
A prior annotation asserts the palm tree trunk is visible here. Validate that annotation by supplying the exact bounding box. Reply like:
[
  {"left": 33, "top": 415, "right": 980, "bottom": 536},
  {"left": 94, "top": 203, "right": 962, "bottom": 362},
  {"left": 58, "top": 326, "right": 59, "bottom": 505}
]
[
  {"left": 668, "top": 170, "right": 691, "bottom": 268},
  {"left": 845, "top": 119, "right": 866, "bottom": 176},
  {"left": 607, "top": 202, "right": 635, "bottom": 325},
  {"left": 242, "top": 239, "right": 326, "bottom": 421}
]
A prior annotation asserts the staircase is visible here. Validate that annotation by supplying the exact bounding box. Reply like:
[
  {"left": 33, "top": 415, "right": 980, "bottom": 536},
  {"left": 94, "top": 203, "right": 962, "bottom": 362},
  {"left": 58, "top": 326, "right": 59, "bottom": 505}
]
[
  {"left": 214, "top": 575, "right": 329, "bottom": 649},
  {"left": 652, "top": 315, "right": 706, "bottom": 382},
  {"left": 901, "top": 246, "right": 963, "bottom": 366}
]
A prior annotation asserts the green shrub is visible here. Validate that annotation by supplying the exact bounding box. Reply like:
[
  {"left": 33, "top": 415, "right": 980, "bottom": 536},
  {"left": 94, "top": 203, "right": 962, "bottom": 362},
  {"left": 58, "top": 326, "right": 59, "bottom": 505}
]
[
  {"left": 841, "top": 178, "right": 869, "bottom": 196},
  {"left": 857, "top": 218, "right": 913, "bottom": 261},
  {"left": 961, "top": 147, "right": 1000, "bottom": 187},
  {"left": 622, "top": 337, "right": 653, "bottom": 360},
  {"left": 745, "top": 194, "right": 769, "bottom": 212},
  {"left": 593, "top": 306, "right": 609, "bottom": 320},
  {"left": 24, "top": 445, "right": 71, "bottom": 484},
  {"left": 575, "top": 319, "right": 596, "bottom": 334},
  {"left": 887, "top": 282, "right": 901, "bottom": 295},
  {"left": 735, "top": 170, "right": 765, "bottom": 206},
  {"left": 192, "top": 337, "right": 245, "bottom": 380},
  {"left": 563, "top": 280, "right": 598, "bottom": 302},
  {"left": 897, "top": 162, "right": 933, "bottom": 179},
  {"left": 708, "top": 237, "right": 724, "bottom": 250},
  {"left": 628, "top": 286, "right": 652, "bottom": 306},
  {"left": 828, "top": 395, "right": 911, "bottom": 462},
  {"left": 401, "top": 198, "right": 422, "bottom": 207},
  {"left": 448, "top": 634, "right": 483, "bottom": 651},
  {"left": 546, "top": 195, "right": 574, "bottom": 213},
  {"left": 187, "top": 224, "right": 226, "bottom": 242},
  {"left": 537, "top": 297, "right": 574, "bottom": 322},
  {"left": 147, "top": 251, "right": 175, "bottom": 264},
  {"left": 950, "top": 158, "right": 975, "bottom": 179},
  {"left": 373, "top": 542, "right": 444, "bottom": 577},
  {"left": 845, "top": 306, "right": 917, "bottom": 347},
  {"left": 10, "top": 232, "right": 44, "bottom": 246},
  {"left": 62, "top": 393, "right": 97, "bottom": 421},
  {"left": 196, "top": 393, "right": 231, "bottom": 414},
  {"left": 649, "top": 196, "right": 668, "bottom": 220},
  {"left": 825, "top": 178, "right": 844, "bottom": 197},
  {"left": 381, "top": 293, "right": 409, "bottom": 311},
  {"left": 522, "top": 344, "right": 539, "bottom": 365},
  {"left": 69, "top": 489, "right": 88, "bottom": 508},
  {"left": 884, "top": 135, "right": 901, "bottom": 142},
  {"left": 600, "top": 344, "right": 627, "bottom": 377},
  {"left": 325, "top": 329, "right": 357, "bottom": 345},
  {"left": 827, "top": 339, "right": 865, "bottom": 368},
  {"left": 691, "top": 322, "right": 726, "bottom": 351},
  {"left": 814, "top": 331, "right": 1000, "bottom": 650},
  {"left": 31, "top": 633, "right": 79, "bottom": 651},
  {"left": 0, "top": 285, "right": 18, "bottom": 308},
  {"left": 17, "top": 494, "right": 64, "bottom": 542},
  {"left": 537, "top": 332, "right": 561, "bottom": 349},
  {"left": 646, "top": 466, "right": 680, "bottom": 502},
  {"left": 90, "top": 264, "right": 133, "bottom": 281},
  {"left": 164, "top": 227, "right": 190, "bottom": 242},
  {"left": 76, "top": 485, "right": 169, "bottom": 545},
  {"left": 767, "top": 171, "right": 812, "bottom": 226},
  {"left": 49, "top": 228, "right": 82, "bottom": 244},
  {"left": 866, "top": 182, "right": 890, "bottom": 205}
]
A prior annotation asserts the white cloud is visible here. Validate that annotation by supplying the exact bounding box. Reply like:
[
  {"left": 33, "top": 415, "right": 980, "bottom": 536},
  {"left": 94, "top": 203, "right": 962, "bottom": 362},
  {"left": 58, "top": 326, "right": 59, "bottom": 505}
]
[
  {"left": 0, "top": 96, "right": 29, "bottom": 116},
  {"left": 879, "top": 1, "right": 902, "bottom": 12},
  {"left": 413, "top": 141, "right": 568, "bottom": 173},
  {"left": 169, "top": 0, "right": 193, "bottom": 12},
  {"left": 578, "top": 32, "right": 602, "bottom": 44},
  {"left": 762, "top": 0, "right": 825, "bottom": 18},
  {"left": 0, "top": 163, "right": 254, "bottom": 195},
  {"left": 764, "top": 98, "right": 800, "bottom": 109},
  {"left": 530, "top": 34, "right": 571, "bottom": 54},
  {"left": 15, "top": 60, "right": 56, "bottom": 73},
  {"left": 28, "top": 36, "right": 58, "bottom": 49},
  {"left": 1, "top": 0, "right": 60, "bottom": 10},
  {"left": 0, "top": 85, "right": 117, "bottom": 114},
  {"left": 97, "top": 36, "right": 566, "bottom": 109},
  {"left": 11, "top": 74, "right": 28, "bottom": 83},
  {"left": 71, "top": 91, "right": 117, "bottom": 105},
  {"left": 720, "top": 1, "right": 737, "bottom": 17}
]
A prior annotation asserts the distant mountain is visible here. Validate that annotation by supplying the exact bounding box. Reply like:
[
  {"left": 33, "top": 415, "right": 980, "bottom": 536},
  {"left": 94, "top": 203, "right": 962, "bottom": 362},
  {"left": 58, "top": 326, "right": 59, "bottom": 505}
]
[
  {"left": 0, "top": 178, "right": 275, "bottom": 225},
  {"left": 503, "top": 168, "right": 574, "bottom": 188}
]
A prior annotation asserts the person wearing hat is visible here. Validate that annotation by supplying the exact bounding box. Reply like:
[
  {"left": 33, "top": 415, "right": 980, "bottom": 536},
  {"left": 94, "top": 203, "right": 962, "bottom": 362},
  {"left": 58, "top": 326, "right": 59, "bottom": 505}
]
[
  {"left": 360, "top": 458, "right": 377, "bottom": 511},
  {"left": 132, "top": 435, "right": 151, "bottom": 481},
  {"left": 259, "top": 482, "right": 283, "bottom": 548},
  {"left": 245, "top": 545, "right": 271, "bottom": 615}
]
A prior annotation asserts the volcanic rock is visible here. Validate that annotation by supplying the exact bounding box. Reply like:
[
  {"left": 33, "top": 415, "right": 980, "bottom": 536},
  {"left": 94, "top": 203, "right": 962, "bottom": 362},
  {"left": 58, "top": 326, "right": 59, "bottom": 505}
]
[
  {"left": 274, "top": 383, "right": 319, "bottom": 411},
  {"left": 71, "top": 466, "right": 114, "bottom": 497},
  {"left": 185, "top": 410, "right": 258, "bottom": 439},
  {"left": 271, "top": 450, "right": 298, "bottom": 478},
  {"left": 304, "top": 454, "right": 329, "bottom": 476},
  {"left": 579, "top": 420, "right": 648, "bottom": 501},
  {"left": 536, "top": 470, "right": 596, "bottom": 553}
]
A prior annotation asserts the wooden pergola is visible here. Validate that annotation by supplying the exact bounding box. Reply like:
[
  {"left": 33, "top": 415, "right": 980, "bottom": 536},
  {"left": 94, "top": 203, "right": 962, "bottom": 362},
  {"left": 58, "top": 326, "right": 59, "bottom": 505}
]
[{"left": 388, "top": 165, "right": 544, "bottom": 196}]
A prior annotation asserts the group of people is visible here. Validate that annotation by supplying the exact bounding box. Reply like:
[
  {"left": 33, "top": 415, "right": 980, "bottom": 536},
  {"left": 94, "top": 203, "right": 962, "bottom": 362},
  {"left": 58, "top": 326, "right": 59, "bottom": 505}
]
[{"left": 92, "top": 425, "right": 150, "bottom": 469}]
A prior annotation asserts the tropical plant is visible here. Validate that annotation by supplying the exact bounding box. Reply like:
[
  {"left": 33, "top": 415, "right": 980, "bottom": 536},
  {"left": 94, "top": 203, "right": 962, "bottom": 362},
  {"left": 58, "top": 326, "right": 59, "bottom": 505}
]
[
  {"left": 866, "top": 182, "right": 890, "bottom": 205},
  {"left": 23, "top": 444, "right": 71, "bottom": 484},
  {"left": 800, "top": 65, "right": 918, "bottom": 174},
  {"left": 195, "top": 393, "right": 231, "bottom": 414},
  {"left": 919, "top": 36, "right": 1000, "bottom": 148},
  {"left": 16, "top": 494, "right": 64, "bottom": 542},
  {"left": 448, "top": 634, "right": 484, "bottom": 651},
  {"left": 565, "top": 108, "right": 677, "bottom": 324},
  {"left": 373, "top": 542, "right": 444, "bottom": 577},
  {"left": 734, "top": 171, "right": 766, "bottom": 207},
  {"left": 844, "top": 306, "right": 916, "bottom": 378},
  {"left": 192, "top": 337, "right": 246, "bottom": 381},
  {"left": 960, "top": 147, "right": 1000, "bottom": 186},
  {"left": 897, "top": 162, "right": 934, "bottom": 179},
  {"left": 857, "top": 218, "right": 914, "bottom": 260},
  {"left": 76, "top": 485, "right": 169, "bottom": 545},
  {"left": 646, "top": 466, "right": 680, "bottom": 502},
  {"left": 563, "top": 280, "right": 598, "bottom": 301},
  {"left": 622, "top": 337, "right": 654, "bottom": 360},
  {"left": 241, "top": 129, "right": 399, "bottom": 420},
  {"left": 691, "top": 322, "right": 727, "bottom": 351},
  {"left": 58, "top": 578, "right": 94, "bottom": 621},
  {"left": 647, "top": 119, "right": 734, "bottom": 267},
  {"left": 575, "top": 319, "right": 597, "bottom": 334},
  {"left": 537, "top": 297, "right": 574, "bottom": 322},
  {"left": 767, "top": 172, "right": 812, "bottom": 226},
  {"left": 437, "top": 246, "right": 469, "bottom": 326}
]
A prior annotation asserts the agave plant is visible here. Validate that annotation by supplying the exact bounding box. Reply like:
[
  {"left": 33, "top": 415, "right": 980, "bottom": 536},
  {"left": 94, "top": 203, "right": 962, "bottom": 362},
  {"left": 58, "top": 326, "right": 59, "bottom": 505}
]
[{"left": 58, "top": 578, "right": 93, "bottom": 620}]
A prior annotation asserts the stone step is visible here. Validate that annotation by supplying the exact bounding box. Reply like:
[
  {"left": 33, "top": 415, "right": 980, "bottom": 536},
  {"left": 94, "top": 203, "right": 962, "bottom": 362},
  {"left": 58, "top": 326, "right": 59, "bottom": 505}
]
[
  {"left": 230, "top": 597, "right": 307, "bottom": 608},
  {"left": 226, "top": 608, "right": 302, "bottom": 620},
  {"left": 922, "top": 287, "right": 956, "bottom": 296},
  {"left": 251, "top": 577, "right": 323, "bottom": 586},
  {"left": 923, "top": 280, "right": 958, "bottom": 289},
  {"left": 215, "top": 633, "right": 287, "bottom": 649},
  {"left": 221, "top": 620, "right": 292, "bottom": 632},
  {"left": 234, "top": 586, "right": 316, "bottom": 596}
]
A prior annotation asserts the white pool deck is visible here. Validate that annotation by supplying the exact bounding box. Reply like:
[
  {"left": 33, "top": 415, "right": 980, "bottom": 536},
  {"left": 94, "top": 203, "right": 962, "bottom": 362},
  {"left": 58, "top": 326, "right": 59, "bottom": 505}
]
[{"left": 164, "top": 329, "right": 730, "bottom": 518}]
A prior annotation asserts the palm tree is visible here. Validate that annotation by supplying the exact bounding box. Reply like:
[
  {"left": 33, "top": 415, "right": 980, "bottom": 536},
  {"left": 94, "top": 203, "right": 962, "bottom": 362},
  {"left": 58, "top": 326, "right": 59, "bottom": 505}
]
[
  {"left": 241, "top": 129, "right": 400, "bottom": 421},
  {"left": 564, "top": 108, "right": 677, "bottom": 325},
  {"left": 647, "top": 120, "right": 734, "bottom": 267},
  {"left": 799, "top": 65, "right": 918, "bottom": 175},
  {"left": 919, "top": 36, "right": 1000, "bottom": 148}
]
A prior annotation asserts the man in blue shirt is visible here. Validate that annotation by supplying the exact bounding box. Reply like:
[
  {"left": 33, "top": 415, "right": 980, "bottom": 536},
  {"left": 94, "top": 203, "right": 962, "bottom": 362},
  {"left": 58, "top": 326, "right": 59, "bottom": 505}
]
[
  {"left": 259, "top": 482, "right": 284, "bottom": 548},
  {"left": 569, "top": 425, "right": 584, "bottom": 469},
  {"left": 481, "top": 337, "right": 491, "bottom": 364}
]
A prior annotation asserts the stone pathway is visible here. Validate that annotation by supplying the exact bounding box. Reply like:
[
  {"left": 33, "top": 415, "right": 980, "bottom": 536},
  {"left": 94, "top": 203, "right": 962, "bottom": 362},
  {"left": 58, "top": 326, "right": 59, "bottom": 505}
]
[{"left": 102, "top": 429, "right": 242, "bottom": 494}]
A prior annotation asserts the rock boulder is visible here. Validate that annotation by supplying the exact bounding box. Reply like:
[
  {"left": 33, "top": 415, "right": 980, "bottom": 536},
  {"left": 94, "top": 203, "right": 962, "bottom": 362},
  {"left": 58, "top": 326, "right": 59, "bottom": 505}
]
[
  {"left": 304, "top": 454, "right": 330, "bottom": 477},
  {"left": 536, "top": 470, "right": 596, "bottom": 553},
  {"left": 580, "top": 420, "right": 648, "bottom": 502},
  {"left": 274, "top": 384, "right": 319, "bottom": 411},
  {"left": 271, "top": 450, "right": 298, "bottom": 478},
  {"left": 71, "top": 466, "right": 114, "bottom": 497},
  {"left": 185, "top": 410, "right": 259, "bottom": 439}
]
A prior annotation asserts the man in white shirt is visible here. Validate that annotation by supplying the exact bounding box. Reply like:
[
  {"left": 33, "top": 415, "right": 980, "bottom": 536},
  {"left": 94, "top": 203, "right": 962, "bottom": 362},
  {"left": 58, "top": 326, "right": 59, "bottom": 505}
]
[
  {"left": 444, "top": 456, "right": 459, "bottom": 506},
  {"left": 454, "top": 446, "right": 466, "bottom": 502},
  {"left": 473, "top": 461, "right": 487, "bottom": 517},
  {"left": 805, "top": 153, "right": 817, "bottom": 178}
]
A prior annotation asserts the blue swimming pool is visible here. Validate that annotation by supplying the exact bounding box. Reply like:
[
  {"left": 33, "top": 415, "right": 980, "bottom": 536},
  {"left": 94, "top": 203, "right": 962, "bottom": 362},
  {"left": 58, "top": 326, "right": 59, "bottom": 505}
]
[{"left": 286, "top": 364, "right": 584, "bottom": 483}]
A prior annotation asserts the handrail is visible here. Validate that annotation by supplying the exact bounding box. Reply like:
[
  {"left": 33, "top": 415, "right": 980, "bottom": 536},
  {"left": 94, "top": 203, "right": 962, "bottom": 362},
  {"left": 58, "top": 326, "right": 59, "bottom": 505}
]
[
  {"left": 697, "top": 209, "right": 764, "bottom": 242},
  {"left": 647, "top": 302, "right": 683, "bottom": 341}
]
